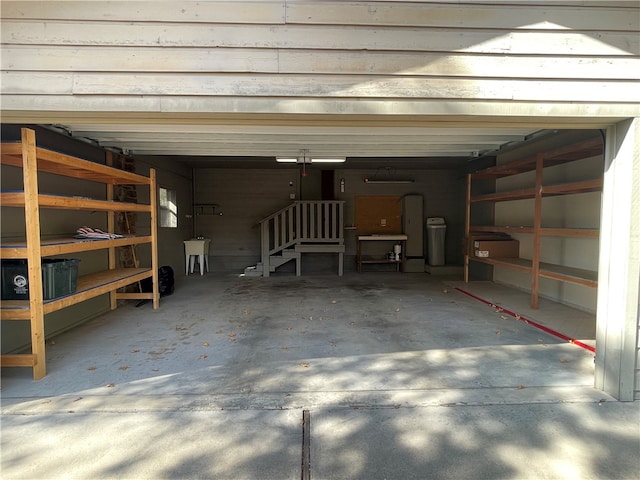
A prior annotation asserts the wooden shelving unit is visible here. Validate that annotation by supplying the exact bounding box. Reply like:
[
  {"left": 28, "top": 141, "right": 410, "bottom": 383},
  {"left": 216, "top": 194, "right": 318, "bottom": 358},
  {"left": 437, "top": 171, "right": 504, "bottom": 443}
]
[
  {"left": 464, "top": 136, "right": 604, "bottom": 308},
  {"left": 0, "top": 128, "right": 159, "bottom": 379}
]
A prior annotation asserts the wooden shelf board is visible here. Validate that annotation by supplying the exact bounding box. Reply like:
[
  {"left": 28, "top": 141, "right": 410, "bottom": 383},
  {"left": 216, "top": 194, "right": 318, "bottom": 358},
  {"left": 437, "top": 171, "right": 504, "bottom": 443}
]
[
  {"left": 470, "top": 226, "right": 535, "bottom": 234},
  {"left": 468, "top": 256, "right": 533, "bottom": 273},
  {"left": 1, "top": 236, "right": 153, "bottom": 258},
  {"left": 541, "top": 178, "right": 603, "bottom": 196},
  {"left": 0, "top": 268, "right": 152, "bottom": 319},
  {"left": 470, "top": 179, "right": 602, "bottom": 204},
  {"left": 538, "top": 263, "right": 598, "bottom": 287},
  {"left": 467, "top": 256, "right": 597, "bottom": 287},
  {"left": 470, "top": 226, "right": 598, "bottom": 237},
  {"left": 0, "top": 354, "right": 36, "bottom": 367},
  {"left": 0, "top": 192, "right": 152, "bottom": 212},
  {"left": 471, "top": 137, "right": 603, "bottom": 179},
  {"left": 1, "top": 143, "right": 151, "bottom": 185},
  {"left": 539, "top": 228, "right": 600, "bottom": 238},
  {"left": 471, "top": 188, "right": 536, "bottom": 203}
]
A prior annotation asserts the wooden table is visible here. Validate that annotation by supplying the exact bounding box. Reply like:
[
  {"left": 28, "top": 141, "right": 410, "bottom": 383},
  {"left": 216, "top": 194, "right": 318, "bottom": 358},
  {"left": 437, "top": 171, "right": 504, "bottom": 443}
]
[{"left": 356, "top": 234, "right": 408, "bottom": 272}]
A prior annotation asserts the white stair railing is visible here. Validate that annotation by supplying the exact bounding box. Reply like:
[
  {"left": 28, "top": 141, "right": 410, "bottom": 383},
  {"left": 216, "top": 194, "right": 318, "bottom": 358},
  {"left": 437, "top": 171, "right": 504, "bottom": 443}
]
[{"left": 258, "top": 201, "right": 344, "bottom": 276}]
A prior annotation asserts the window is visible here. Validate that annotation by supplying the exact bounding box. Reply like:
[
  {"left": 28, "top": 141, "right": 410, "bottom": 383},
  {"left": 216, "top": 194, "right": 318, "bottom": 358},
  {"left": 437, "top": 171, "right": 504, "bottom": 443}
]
[{"left": 159, "top": 187, "right": 177, "bottom": 228}]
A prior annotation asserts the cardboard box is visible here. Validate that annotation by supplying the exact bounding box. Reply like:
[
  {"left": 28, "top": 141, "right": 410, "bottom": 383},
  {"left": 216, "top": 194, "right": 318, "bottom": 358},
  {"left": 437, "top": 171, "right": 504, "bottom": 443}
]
[
  {"left": 474, "top": 240, "right": 519, "bottom": 258},
  {"left": 464, "top": 233, "right": 511, "bottom": 256}
]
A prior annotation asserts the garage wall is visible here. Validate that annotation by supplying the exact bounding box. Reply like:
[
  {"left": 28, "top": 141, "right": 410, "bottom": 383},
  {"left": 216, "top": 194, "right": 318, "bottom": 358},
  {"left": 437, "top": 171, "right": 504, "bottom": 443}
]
[
  {"left": 335, "top": 169, "right": 465, "bottom": 266},
  {"left": 193, "top": 167, "right": 302, "bottom": 272},
  {"left": 493, "top": 130, "right": 603, "bottom": 313},
  {"left": 1, "top": 1, "right": 638, "bottom": 120},
  {"left": 131, "top": 157, "right": 194, "bottom": 276},
  {"left": 192, "top": 166, "right": 465, "bottom": 273}
]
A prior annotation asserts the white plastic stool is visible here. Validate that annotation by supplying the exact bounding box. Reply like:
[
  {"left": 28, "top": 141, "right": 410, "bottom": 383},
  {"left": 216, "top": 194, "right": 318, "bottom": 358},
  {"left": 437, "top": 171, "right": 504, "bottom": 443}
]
[{"left": 184, "top": 239, "right": 211, "bottom": 275}]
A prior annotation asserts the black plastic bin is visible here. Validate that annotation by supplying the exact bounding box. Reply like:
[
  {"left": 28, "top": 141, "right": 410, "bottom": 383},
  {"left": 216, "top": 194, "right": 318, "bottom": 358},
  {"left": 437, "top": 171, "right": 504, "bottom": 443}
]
[{"left": 1, "top": 259, "right": 80, "bottom": 300}]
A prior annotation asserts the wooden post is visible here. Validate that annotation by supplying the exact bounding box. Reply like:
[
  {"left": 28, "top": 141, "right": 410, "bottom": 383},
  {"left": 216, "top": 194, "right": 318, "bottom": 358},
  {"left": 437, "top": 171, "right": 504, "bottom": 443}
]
[
  {"left": 464, "top": 174, "right": 471, "bottom": 283},
  {"left": 531, "top": 154, "right": 544, "bottom": 309},
  {"left": 21, "top": 128, "right": 47, "bottom": 380},
  {"left": 105, "top": 151, "right": 118, "bottom": 310},
  {"left": 149, "top": 169, "right": 160, "bottom": 309}
]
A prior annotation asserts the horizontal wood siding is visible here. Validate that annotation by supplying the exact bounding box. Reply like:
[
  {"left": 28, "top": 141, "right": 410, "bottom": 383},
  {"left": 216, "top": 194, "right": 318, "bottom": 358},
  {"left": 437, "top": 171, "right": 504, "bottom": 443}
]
[{"left": 1, "top": 1, "right": 639, "bottom": 117}]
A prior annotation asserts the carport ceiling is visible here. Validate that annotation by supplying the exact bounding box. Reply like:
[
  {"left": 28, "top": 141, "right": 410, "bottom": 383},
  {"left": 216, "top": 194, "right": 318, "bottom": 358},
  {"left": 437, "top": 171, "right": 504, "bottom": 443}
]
[{"left": 56, "top": 122, "right": 540, "bottom": 167}]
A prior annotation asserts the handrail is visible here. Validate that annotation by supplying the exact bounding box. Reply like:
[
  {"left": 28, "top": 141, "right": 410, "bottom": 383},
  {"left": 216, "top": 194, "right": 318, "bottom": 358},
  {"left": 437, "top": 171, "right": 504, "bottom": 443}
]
[
  {"left": 258, "top": 200, "right": 345, "bottom": 224},
  {"left": 259, "top": 201, "right": 345, "bottom": 274}
]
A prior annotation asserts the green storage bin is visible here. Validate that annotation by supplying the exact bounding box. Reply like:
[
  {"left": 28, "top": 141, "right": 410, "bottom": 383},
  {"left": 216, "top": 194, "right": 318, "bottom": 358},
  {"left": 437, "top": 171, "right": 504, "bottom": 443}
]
[{"left": 1, "top": 259, "right": 80, "bottom": 300}]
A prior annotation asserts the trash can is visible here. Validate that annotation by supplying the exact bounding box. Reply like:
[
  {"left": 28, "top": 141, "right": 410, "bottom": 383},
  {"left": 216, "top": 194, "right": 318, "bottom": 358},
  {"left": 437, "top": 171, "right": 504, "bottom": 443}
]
[{"left": 426, "top": 217, "right": 446, "bottom": 266}]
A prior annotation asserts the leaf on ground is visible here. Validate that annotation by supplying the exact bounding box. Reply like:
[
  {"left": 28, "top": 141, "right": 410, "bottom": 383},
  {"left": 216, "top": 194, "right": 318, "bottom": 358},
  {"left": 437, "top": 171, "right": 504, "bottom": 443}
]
[
  {"left": 281, "top": 346, "right": 289, "bottom": 351},
  {"left": 331, "top": 300, "right": 337, "bottom": 304},
  {"left": 329, "top": 342, "right": 337, "bottom": 348},
  {"left": 443, "top": 289, "right": 449, "bottom": 294},
  {"left": 202, "top": 342, "right": 210, "bottom": 347},
  {"left": 215, "top": 329, "right": 224, "bottom": 334},
  {"left": 131, "top": 349, "right": 140, "bottom": 353},
  {"left": 560, "top": 358, "right": 570, "bottom": 363},
  {"left": 175, "top": 325, "right": 189, "bottom": 331},
  {"left": 395, "top": 308, "right": 400, "bottom": 312},
  {"left": 242, "top": 309, "right": 250, "bottom": 315},
  {"left": 228, "top": 332, "right": 236, "bottom": 338},
  {"left": 517, "top": 385, "right": 526, "bottom": 389},
  {"left": 118, "top": 366, "right": 130, "bottom": 371},
  {"left": 105, "top": 383, "right": 115, "bottom": 388},
  {"left": 199, "top": 354, "right": 208, "bottom": 360},
  {"left": 87, "top": 366, "right": 96, "bottom": 371},
  {"left": 73, "top": 397, "right": 83, "bottom": 402},
  {"left": 300, "top": 362, "right": 310, "bottom": 368},
  {"left": 496, "top": 330, "right": 502, "bottom": 335}
]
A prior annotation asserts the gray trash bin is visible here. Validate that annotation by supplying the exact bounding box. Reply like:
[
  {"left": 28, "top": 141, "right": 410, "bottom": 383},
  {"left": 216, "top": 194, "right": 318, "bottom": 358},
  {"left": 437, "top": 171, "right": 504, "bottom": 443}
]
[{"left": 426, "top": 217, "right": 446, "bottom": 266}]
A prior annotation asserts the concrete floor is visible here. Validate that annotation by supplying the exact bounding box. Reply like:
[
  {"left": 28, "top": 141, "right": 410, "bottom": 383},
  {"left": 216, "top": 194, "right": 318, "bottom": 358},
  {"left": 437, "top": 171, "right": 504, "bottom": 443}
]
[{"left": 1, "top": 273, "right": 638, "bottom": 479}]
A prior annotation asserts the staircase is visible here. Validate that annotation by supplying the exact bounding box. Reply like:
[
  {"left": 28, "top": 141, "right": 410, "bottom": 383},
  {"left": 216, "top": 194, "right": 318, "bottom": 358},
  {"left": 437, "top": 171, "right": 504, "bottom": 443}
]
[{"left": 244, "top": 201, "right": 345, "bottom": 277}]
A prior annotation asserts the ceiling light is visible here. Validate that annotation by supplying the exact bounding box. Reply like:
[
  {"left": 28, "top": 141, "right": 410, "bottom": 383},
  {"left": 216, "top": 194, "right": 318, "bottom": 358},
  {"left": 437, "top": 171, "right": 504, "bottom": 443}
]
[
  {"left": 310, "top": 158, "right": 346, "bottom": 163},
  {"left": 276, "top": 151, "right": 346, "bottom": 164},
  {"left": 364, "top": 179, "right": 414, "bottom": 184}
]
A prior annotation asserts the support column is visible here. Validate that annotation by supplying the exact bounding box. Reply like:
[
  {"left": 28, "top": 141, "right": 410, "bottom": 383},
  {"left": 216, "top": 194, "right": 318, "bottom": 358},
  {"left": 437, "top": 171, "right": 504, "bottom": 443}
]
[{"left": 595, "top": 118, "right": 640, "bottom": 401}]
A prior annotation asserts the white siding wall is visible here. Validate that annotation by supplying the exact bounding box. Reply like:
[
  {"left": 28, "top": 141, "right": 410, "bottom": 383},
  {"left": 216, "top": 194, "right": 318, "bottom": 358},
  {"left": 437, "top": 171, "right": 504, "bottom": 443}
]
[{"left": 1, "top": 1, "right": 639, "bottom": 119}]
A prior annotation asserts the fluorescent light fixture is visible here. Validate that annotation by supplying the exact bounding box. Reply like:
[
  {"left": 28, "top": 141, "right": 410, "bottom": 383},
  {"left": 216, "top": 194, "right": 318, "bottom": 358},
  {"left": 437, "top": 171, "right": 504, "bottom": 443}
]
[
  {"left": 364, "top": 179, "right": 414, "bottom": 184},
  {"left": 276, "top": 156, "right": 346, "bottom": 164},
  {"left": 310, "top": 158, "right": 346, "bottom": 163}
]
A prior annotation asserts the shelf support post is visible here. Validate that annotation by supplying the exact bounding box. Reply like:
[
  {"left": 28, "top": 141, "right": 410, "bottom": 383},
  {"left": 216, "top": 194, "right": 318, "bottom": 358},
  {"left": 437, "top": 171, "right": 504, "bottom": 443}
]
[
  {"left": 149, "top": 169, "right": 160, "bottom": 309},
  {"left": 21, "top": 128, "right": 47, "bottom": 380},
  {"left": 464, "top": 174, "right": 471, "bottom": 282},
  {"left": 531, "top": 153, "right": 544, "bottom": 309},
  {"left": 106, "top": 151, "right": 118, "bottom": 310}
]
